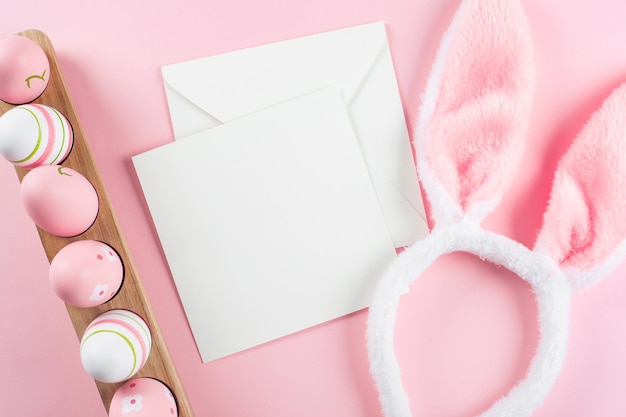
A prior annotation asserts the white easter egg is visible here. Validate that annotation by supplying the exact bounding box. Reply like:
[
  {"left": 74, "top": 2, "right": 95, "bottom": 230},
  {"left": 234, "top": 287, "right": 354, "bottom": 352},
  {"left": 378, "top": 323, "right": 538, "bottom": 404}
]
[
  {"left": 80, "top": 310, "right": 152, "bottom": 383},
  {"left": 0, "top": 103, "right": 73, "bottom": 167}
]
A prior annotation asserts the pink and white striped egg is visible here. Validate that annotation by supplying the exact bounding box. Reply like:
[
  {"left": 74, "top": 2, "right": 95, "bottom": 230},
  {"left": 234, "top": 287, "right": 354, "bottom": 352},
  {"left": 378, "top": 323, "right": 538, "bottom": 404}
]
[
  {"left": 80, "top": 309, "right": 152, "bottom": 384},
  {"left": 0, "top": 34, "right": 50, "bottom": 104},
  {"left": 109, "top": 378, "right": 178, "bottom": 417},
  {"left": 0, "top": 103, "right": 73, "bottom": 167},
  {"left": 49, "top": 240, "right": 124, "bottom": 308}
]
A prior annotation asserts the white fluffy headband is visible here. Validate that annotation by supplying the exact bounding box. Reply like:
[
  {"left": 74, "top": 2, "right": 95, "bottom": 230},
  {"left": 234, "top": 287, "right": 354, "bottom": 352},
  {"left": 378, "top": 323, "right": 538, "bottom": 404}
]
[{"left": 366, "top": 0, "right": 626, "bottom": 416}]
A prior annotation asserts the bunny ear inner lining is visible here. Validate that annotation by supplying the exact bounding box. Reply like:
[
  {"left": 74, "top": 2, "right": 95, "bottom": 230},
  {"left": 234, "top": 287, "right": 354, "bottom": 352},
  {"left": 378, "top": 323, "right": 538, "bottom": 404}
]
[{"left": 414, "top": 0, "right": 534, "bottom": 225}]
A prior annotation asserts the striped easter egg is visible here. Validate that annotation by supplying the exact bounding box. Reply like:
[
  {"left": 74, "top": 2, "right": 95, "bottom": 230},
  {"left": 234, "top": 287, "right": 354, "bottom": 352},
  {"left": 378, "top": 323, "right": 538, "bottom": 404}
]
[
  {"left": 0, "top": 103, "right": 73, "bottom": 168},
  {"left": 80, "top": 309, "right": 152, "bottom": 384}
]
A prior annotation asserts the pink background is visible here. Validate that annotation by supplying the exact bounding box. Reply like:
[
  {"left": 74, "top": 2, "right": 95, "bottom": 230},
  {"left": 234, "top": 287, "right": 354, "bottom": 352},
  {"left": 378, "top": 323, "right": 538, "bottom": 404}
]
[{"left": 3, "top": 1, "right": 626, "bottom": 416}]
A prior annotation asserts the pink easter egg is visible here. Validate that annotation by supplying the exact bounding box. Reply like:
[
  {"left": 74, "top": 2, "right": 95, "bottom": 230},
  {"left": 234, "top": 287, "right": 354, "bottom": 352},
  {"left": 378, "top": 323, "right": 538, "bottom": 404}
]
[
  {"left": 0, "top": 103, "right": 74, "bottom": 167},
  {"left": 0, "top": 35, "right": 50, "bottom": 104},
  {"left": 20, "top": 165, "right": 99, "bottom": 237},
  {"left": 20, "top": 165, "right": 98, "bottom": 237},
  {"left": 109, "top": 378, "right": 178, "bottom": 417},
  {"left": 80, "top": 310, "right": 152, "bottom": 383},
  {"left": 49, "top": 240, "right": 124, "bottom": 307}
]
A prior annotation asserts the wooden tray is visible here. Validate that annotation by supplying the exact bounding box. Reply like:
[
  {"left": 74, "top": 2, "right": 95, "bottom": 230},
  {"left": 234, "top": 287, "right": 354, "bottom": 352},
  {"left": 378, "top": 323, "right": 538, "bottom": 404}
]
[{"left": 0, "top": 30, "right": 194, "bottom": 417}]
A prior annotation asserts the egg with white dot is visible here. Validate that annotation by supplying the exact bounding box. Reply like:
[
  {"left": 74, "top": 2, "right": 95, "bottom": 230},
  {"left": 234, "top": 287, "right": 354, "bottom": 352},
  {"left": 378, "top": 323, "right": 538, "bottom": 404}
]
[
  {"left": 0, "top": 103, "right": 73, "bottom": 167},
  {"left": 49, "top": 240, "right": 123, "bottom": 307},
  {"left": 80, "top": 309, "right": 152, "bottom": 383},
  {"left": 109, "top": 378, "right": 178, "bottom": 417},
  {"left": 20, "top": 165, "right": 98, "bottom": 237},
  {"left": 0, "top": 34, "right": 50, "bottom": 104}
]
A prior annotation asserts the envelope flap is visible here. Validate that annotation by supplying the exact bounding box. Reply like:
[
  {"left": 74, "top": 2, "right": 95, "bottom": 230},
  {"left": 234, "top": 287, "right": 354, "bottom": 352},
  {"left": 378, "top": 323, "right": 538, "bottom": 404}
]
[{"left": 161, "top": 22, "right": 389, "bottom": 122}]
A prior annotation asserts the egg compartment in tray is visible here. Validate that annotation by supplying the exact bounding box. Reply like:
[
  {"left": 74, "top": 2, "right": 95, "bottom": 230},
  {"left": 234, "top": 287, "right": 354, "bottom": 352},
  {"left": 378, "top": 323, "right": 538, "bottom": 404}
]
[{"left": 0, "top": 29, "right": 194, "bottom": 417}]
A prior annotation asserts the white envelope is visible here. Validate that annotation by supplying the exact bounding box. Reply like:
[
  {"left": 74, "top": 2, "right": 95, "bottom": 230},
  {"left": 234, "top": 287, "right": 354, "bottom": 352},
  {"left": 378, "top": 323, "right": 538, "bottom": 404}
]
[
  {"left": 133, "top": 88, "right": 398, "bottom": 362},
  {"left": 161, "top": 22, "right": 428, "bottom": 248}
]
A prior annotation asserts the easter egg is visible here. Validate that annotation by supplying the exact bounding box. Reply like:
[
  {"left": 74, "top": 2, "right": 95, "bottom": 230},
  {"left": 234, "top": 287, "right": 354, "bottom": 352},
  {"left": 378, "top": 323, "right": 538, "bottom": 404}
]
[
  {"left": 49, "top": 240, "right": 124, "bottom": 307},
  {"left": 0, "top": 103, "right": 73, "bottom": 167},
  {"left": 80, "top": 309, "right": 152, "bottom": 383},
  {"left": 20, "top": 165, "right": 98, "bottom": 237},
  {"left": 0, "top": 34, "right": 50, "bottom": 104},
  {"left": 109, "top": 378, "right": 178, "bottom": 417}
]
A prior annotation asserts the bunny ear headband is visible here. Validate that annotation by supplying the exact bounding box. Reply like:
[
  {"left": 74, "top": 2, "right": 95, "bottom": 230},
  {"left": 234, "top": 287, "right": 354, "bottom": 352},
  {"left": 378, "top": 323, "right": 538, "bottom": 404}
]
[{"left": 367, "top": 0, "right": 626, "bottom": 416}]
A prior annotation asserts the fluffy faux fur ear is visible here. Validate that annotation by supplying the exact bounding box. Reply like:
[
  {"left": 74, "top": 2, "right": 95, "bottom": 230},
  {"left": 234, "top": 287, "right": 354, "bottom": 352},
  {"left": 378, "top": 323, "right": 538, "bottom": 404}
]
[
  {"left": 414, "top": 0, "right": 534, "bottom": 225},
  {"left": 535, "top": 83, "right": 626, "bottom": 291}
]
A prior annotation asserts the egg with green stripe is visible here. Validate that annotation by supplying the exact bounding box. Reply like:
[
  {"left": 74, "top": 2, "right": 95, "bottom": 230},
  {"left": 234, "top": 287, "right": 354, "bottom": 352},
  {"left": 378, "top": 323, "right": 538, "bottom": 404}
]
[
  {"left": 80, "top": 309, "right": 152, "bottom": 383},
  {"left": 0, "top": 103, "right": 73, "bottom": 168}
]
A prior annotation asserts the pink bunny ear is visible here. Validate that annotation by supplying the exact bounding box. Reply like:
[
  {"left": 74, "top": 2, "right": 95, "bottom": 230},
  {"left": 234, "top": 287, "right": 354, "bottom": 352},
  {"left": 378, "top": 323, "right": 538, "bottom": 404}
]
[
  {"left": 414, "top": 0, "right": 534, "bottom": 225},
  {"left": 535, "top": 83, "right": 626, "bottom": 291}
]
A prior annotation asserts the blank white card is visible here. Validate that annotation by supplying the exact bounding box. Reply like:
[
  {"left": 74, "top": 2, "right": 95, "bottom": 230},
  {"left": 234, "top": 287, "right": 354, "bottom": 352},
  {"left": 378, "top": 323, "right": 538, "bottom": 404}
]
[{"left": 133, "top": 88, "right": 397, "bottom": 362}]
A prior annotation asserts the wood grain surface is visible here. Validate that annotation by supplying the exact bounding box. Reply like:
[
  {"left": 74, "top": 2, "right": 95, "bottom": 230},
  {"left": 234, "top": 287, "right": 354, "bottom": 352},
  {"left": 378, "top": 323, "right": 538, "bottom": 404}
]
[{"left": 0, "top": 29, "right": 194, "bottom": 417}]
